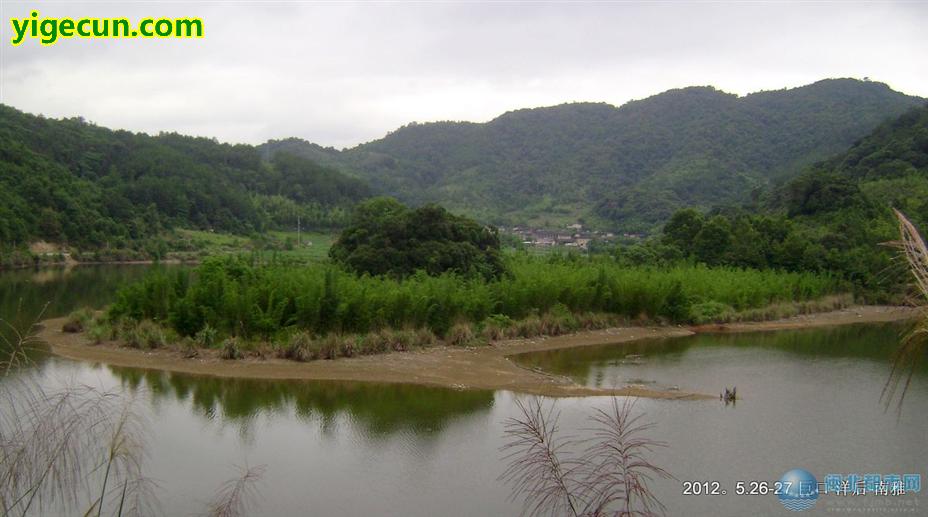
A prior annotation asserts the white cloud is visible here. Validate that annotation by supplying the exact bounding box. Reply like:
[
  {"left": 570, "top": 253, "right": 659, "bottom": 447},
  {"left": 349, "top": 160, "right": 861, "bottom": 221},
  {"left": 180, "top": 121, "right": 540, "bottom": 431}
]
[{"left": 1, "top": 1, "right": 926, "bottom": 148}]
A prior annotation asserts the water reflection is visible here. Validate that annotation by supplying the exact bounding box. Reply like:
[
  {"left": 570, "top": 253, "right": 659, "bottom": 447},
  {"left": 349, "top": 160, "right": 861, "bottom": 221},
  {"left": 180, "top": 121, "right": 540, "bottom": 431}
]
[
  {"left": 0, "top": 265, "right": 174, "bottom": 360},
  {"left": 0, "top": 265, "right": 166, "bottom": 319},
  {"left": 513, "top": 323, "right": 927, "bottom": 390},
  {"left": 108, "top": 366, "right": 495, "bottom": 439}
]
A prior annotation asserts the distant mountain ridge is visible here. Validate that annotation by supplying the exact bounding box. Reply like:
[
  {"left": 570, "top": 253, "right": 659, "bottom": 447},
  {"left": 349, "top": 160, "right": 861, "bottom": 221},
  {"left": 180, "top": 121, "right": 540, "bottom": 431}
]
[
  {"left": 263, "top": 78, "right": 923, "bottom": 230},
  {"left": 1, "top": 77, "right": 922, "bottom": 252}
]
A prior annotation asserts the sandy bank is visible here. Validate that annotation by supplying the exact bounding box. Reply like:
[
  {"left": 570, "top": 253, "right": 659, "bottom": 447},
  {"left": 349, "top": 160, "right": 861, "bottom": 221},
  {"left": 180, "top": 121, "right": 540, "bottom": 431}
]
[
  {"left": 689, "top": 305, "right": 918, "bottom": 333},
  {"left": 36, "top": 305, "right": 918, "bottom": 399}
]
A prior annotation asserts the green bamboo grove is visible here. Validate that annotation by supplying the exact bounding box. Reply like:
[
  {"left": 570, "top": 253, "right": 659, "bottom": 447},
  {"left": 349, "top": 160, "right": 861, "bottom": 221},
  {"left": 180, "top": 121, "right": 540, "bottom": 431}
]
[{"left": 107, "top": 254, "right": 845, "bottom": 344}]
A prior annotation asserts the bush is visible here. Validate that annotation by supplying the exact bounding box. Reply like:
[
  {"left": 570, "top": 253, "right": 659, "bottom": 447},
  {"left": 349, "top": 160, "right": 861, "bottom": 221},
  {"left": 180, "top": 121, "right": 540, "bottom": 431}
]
[
  {"left": 282, "top": 331, "right": 314, "bottom": 361},
  {"left": 195, "top": 324, "right": 218, "bottom": 349},
  {"left": 480, "top": 314, "right": 514, "bottom": 342},
  {"left": 62, "top": 321, "right": 83, "bottom": 333},
  {"left": 358, "top": 332, "right": 388, "bottom": 355},
  {"left": 338, "top": 335, "right": 357, "bottom": 358},
  {"left": 318, "top": 335, "right": 340, "bottom": 360},
  {"left": 180, "top": 337, "right": 199, "bottom": 358},
  {"left": 540, "top": 304, "right": 578, "bottom": 336},
  {"left": 447, "top": 323, "right": 476, "bottom": 346},
  {"left": 138, "top": 320, "right": 167, "bottom": 349},
  {"left": 660, "top": 281, "right": 691, "bottom": 322},
  {"left": 63, "top": 307, "right": 95, "bottom": 333},
  {"left": 577, "top": 312, "right": 613, "bottom": 330},
  {"left": 388, "top": 329, "right": 412, "bottom": 352},
  {"left": 120, "top": 320, "right": 167, "bottom": 349},
  {"left": 86, "top": 319, "right": 114, "bottom": 344},
  {"left": 220, "top": 337, "right": 242, "bottom": 360},
  {"left": 688, "top": 301, "right": 736, "bottom": 324},
  {"left": 412, "top": 328, "right": 437, "bottom": 348},
  {"left": 516, "top": 316, "right": 543, "bottom": 338}
]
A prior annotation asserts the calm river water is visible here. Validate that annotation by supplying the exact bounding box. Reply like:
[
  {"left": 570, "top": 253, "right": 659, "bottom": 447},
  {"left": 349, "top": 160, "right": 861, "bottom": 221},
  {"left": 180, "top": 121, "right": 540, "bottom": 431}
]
[{"left": 1, "top": 266, "right": 925, "bottom": 516}]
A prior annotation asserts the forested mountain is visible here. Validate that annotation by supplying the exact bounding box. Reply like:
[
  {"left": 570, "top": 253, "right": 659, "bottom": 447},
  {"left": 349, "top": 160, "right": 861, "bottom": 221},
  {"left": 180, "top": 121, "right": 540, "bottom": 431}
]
[
  {"left": 0, "top": 105, "right": 370, "bottom": 248},
  {"left": 770, "top": 102, "right": 928, "bottom": 287},
  {"left": 2, "top": 77, "right": 921, "bottom": 255},
  {"left": 653, "top": 103, "right": 928, "bottom": 298},
  {"left": 776, "top": 104, "right": 928, "bottom": 222},
  {"left": 266, "top": 79, "right": 922, "bottom": 230}
]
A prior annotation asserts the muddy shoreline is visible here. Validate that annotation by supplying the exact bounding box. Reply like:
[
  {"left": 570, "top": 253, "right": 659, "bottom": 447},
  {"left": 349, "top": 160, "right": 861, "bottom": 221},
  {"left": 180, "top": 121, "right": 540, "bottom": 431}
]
[{"left": 36, "top": 305, "right": 918, "bottom": 399}]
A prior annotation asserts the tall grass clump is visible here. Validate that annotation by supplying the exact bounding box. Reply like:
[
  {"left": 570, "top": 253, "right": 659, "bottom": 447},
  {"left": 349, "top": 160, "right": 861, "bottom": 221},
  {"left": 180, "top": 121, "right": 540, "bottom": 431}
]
[
  {"left": 86, "top": 321, "right": 114, "bottom": 345},
  {"left": 195, "top": 324, "right": 218, "bottom": 349},
  {"left": 480, "top": 314, "right": 514, "bottom": 341},
  {"left": 447, "top": 323, "right": 477, "bottom": 347},
  {"left": 220, "top": 338, "right": 242, "bottom": 360},
  {"left": 121, "top": 320, "right": 167, "bottom": 350},
  {"left": 281, "top": 331, "right": 316, "bottom": 361},
  {"left": 62, "top": 307, "right": 95, "bottom": 333},
  {"left": 107, "top": 254, "right": 845, "bottom": 347},
  {"left": 883, "top": 210, "right": 928, "bottom": 412}
]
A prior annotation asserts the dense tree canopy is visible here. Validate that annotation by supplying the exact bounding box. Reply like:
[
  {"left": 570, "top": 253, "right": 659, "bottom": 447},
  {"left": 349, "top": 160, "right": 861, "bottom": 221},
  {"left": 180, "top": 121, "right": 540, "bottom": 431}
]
[
  {"left": 0, "top": 104, "right": 370, "bottom": 249},
  {"left": 329, "top": 198, "right": 505, "bottom": 279}
]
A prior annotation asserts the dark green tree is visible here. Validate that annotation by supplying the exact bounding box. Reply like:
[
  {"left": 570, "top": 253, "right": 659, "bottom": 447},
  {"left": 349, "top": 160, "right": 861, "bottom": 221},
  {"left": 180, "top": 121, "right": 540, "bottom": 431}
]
[
  {"left": 692, "top": 216, "right": 733, "bottom": 266},
  {"left": 330, "top": 198, "right": 505, "bottom": 279},
  {"left": 662, "top": 208, "right": 704, "bottom": 249}
]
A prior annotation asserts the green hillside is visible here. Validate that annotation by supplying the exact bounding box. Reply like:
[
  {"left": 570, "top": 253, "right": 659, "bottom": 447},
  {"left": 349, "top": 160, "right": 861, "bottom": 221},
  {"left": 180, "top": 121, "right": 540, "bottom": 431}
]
[
  {"left": 653, "top": 103, "right": 928, "bottom": 298},
  {"left": 266, "top": 79, "right": 922, "bottom": 230},
  {"left": 0, "top": 105, "right": 370, "bottom": 249},
  {"left": 1, "top": 78, "right": 922, "bottom": 262},
  {"left": 776, "top": 103, "right": 928, "bottom": 221}
]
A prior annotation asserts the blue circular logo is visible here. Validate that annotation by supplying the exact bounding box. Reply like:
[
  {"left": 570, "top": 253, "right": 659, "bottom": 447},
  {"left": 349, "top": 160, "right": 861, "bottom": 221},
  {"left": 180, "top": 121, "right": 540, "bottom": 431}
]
[{"left": 778, "top": 469, "right": 819, "bottom": 512}]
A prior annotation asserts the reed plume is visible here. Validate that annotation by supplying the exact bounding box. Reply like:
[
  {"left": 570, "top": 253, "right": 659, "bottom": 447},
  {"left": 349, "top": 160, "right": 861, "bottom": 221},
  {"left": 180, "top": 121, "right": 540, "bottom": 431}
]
[
  {"left": 882, "top": 209, "right": 928, "bottom": 412},
  {"left": 206, "top": 464, "right": 267, "bottom": 517},
  {"left": 500, "top": 397, "right": 670, "bottom": 517},
  {"left": 0, "top": 308, "right": 157, "bottom": 516}
]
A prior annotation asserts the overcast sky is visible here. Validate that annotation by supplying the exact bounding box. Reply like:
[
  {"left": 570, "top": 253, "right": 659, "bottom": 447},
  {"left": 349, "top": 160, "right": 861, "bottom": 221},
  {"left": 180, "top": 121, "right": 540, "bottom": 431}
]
[{"left": 1, "top": 1, "right": 926, "bottom": 148}]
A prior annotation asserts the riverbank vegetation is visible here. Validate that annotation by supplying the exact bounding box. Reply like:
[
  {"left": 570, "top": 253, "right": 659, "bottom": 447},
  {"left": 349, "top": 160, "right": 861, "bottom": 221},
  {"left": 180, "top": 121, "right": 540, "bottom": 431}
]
[
  {"left": 622, "top": 206, "right": 897, "bottom": 299},
  {"left": 67, "top": 252, "right": 847, "bottom": 361}
]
